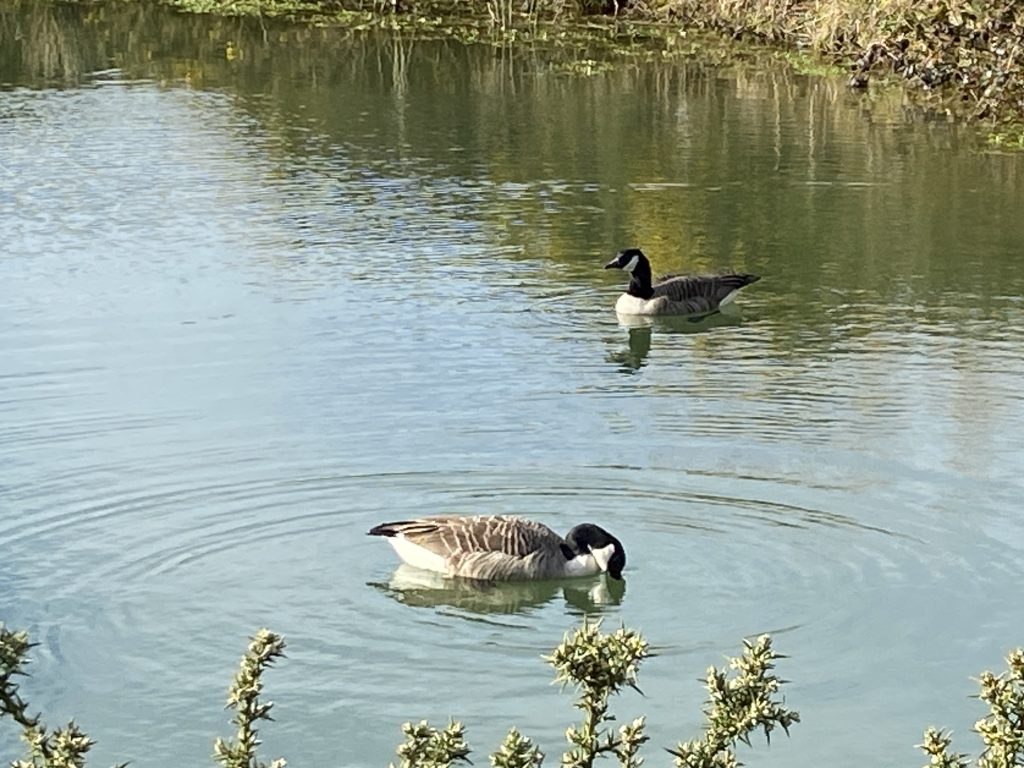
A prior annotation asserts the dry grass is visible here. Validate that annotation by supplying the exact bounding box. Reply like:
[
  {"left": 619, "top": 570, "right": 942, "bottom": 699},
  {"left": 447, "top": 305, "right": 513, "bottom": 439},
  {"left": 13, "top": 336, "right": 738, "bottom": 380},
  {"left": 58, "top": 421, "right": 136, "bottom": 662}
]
[{"left": 649, "top": 0, "right": 1024, "bottom": 144}]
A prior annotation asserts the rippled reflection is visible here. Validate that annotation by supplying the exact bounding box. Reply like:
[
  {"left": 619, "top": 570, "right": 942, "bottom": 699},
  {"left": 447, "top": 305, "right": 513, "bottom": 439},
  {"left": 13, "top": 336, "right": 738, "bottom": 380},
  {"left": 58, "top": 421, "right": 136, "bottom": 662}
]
[
  {"left": 614, "top": 305, "right": 746, "bottom": 332},
  {"left": 608, "top": 326, "right": 652, "bottom": 373},
  {"left": 606, "top": 308, "right": 747, "bottom": 374},
  {"left": 369, "top": 565, "right": 625, "bottom": 617},
  {"left": 608, "top": 309, "right": 748, "bottom": 370}
]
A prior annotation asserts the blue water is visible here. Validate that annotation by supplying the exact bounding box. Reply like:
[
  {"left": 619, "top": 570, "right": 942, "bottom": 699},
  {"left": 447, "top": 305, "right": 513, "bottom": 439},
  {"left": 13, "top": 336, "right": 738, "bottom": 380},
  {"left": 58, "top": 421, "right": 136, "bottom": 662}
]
[{"left": 2, "top": 4, "right": 1024, "bottom": 767}]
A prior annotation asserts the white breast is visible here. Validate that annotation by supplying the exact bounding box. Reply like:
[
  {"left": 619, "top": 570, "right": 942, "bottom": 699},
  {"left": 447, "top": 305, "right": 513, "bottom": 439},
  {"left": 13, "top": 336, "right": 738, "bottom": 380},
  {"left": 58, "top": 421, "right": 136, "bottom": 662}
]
[{"left": 615, "top": 293, "right": 654, "bottom": 316}]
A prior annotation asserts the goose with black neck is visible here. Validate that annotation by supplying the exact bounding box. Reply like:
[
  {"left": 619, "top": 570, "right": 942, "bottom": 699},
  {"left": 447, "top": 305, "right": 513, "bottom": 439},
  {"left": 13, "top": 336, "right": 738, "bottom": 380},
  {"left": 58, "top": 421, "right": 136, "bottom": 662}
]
[{"left": 605, "top": 247, "right": 760, "bottom": 316}]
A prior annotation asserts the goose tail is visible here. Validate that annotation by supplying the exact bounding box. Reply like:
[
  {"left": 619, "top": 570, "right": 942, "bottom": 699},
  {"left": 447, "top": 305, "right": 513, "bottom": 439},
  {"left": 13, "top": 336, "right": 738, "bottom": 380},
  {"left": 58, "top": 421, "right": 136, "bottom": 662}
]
[{"left": 368, "top": 521, "right": 411, "bottom": 537}]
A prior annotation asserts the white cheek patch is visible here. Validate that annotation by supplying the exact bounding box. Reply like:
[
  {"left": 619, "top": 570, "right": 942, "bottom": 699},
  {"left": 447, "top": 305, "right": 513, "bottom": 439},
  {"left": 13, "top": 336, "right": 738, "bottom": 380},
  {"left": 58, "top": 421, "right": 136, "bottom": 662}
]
[
  {"left": 590, "top": 543, "right": 616, "bottom": 573},
  {"left": 623, "top": 255, "right": 639, "bottom": 273}
]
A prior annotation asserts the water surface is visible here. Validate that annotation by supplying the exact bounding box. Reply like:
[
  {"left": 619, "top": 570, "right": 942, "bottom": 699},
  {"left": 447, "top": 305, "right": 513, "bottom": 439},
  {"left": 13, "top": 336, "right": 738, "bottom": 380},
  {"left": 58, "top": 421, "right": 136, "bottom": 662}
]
[{"left": 2, "top": 4, "right": 1024, "bottom": 767}]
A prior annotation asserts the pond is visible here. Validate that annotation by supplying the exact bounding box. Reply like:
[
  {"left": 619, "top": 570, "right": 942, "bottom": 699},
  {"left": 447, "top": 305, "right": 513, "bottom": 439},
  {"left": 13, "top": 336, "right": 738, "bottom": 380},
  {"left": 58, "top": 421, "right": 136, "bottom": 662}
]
[{"left": 2, "top": 3, "right": 1024, "bottom": 766}]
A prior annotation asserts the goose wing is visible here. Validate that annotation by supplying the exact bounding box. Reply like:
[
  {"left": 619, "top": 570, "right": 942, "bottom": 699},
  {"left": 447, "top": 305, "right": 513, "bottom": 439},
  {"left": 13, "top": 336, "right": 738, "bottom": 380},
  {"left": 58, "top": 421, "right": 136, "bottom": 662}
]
[
  {"left": 368, "top": 515, "right": 563, "bottom": 559},
  {"left": 652, "top": 273, "right": 760, "bottom": 314}
]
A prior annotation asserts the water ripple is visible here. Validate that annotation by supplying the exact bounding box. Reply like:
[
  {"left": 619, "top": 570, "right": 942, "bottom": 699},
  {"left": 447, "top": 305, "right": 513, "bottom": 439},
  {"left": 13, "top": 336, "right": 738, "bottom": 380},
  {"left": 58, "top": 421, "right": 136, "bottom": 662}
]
[{"left": 2, "top": 15, "right": 1024, "bottom": 768}]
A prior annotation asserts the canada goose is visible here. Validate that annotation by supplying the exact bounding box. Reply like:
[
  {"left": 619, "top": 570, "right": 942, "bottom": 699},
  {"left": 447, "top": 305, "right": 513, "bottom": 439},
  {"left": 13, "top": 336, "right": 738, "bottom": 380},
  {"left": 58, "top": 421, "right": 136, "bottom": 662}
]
[
  {"left": 368, "top": 515, "right": 626, "bottom": 582},
  {"left": 605, "top": 248, "right": 760, "bottom": 316}
]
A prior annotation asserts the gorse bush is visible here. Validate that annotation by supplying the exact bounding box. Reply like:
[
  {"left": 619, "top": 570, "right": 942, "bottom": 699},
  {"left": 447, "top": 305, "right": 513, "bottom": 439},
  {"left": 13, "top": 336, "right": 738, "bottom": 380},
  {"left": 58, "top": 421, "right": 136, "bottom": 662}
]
[
  {"left": 0, "top": 626, "right": 101, "bottom": 768},
  {"left": 0, "top": 624, "right": 286, "bottom": 768},
  {"left": 212, "top": 629, "right": 288, "bottom": 768},
  {"left": 918, "top": 647, "right": 1024, "bottom": 768},
  {"left": 383, "top": 621, "right": 798, "bottom": 768},
  {"left": 1, "top": 620, "right": 1023, "bottom": 768}
]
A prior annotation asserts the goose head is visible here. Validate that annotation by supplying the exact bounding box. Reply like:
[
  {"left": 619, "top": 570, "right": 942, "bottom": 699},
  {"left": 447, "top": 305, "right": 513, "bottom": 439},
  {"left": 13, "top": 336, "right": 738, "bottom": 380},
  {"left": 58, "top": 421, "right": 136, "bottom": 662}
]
[
  {"left": 564, "top": 523, "right": 626, "bottom": 580},
  {"left": 604, "top": 248, "right": 653, "bottom": 299},
  {"left": 604, "top": 248, "right": 648, "bottom": 274}
]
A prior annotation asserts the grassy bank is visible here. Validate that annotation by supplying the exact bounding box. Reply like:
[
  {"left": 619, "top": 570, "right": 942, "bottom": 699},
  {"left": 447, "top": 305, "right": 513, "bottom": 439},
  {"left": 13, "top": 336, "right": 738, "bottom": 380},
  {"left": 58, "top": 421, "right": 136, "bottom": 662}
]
[
  {"left": 657, "top": 0, "right": 1024, "bottom": 147},
  {"left": 155, "top": 0, "right": 1024, "bottom": 148}
]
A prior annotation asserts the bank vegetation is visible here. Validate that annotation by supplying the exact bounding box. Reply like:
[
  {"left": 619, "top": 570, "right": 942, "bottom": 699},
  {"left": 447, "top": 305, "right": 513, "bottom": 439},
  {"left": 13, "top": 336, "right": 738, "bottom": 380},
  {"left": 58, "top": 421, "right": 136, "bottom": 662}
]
[
  {"left": 147, "top": 0, "right": 1022, "bottom": 147},
  {"left": 3, "top": 620, "right": 1024, "bottom": 768}
]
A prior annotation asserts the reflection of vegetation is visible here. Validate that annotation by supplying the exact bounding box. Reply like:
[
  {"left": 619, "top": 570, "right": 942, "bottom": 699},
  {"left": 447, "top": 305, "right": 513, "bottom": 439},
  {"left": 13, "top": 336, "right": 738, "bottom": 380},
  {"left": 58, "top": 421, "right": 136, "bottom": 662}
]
[
  {"left": 22, "top": 0, "right": 1020, "bottom": 145},
  {"left": 0, "top": 0, "right": 96, "bottom": 83},
  {"left": 3, "top": 0, "right": 1023, "bottom": 388},
  {"left": 9, "top": 0, "right": 1024, "bottom": 144},
  {"left": 4, "top": 1, "right": 1019, "bottom": 341}
]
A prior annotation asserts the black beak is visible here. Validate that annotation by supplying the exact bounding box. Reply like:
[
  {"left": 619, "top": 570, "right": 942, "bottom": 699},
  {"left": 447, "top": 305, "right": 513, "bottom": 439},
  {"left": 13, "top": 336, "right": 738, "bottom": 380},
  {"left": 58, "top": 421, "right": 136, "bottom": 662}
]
[{"left": 604, "top": 259, "right": 621, "bottom": 270}]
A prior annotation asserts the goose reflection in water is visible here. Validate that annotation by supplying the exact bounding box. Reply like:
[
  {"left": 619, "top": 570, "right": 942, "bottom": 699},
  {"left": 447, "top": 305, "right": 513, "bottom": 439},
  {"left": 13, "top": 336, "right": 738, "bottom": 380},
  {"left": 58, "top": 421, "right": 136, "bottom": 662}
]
[
  {"left": 609, "top": 306, "right": 745, "bottom": 374},
  {"left": 368, "top": 564, "right": 626, "bottom": 617}
]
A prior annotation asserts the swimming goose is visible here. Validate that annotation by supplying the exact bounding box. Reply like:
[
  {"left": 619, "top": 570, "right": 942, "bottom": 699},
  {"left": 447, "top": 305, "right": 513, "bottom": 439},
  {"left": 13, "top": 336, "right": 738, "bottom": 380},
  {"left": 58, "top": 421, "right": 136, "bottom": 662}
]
[
  {"left": 605, "top": 248, "right": 760, "bottom": 316},
  {"left": 368, "top": 515, "right": 625, "bottom": 582}
]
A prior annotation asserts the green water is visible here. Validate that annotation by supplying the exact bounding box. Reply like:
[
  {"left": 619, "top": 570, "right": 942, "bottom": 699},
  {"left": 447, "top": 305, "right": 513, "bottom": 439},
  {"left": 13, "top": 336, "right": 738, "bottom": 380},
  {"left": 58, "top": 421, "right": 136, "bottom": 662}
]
[{"left": 2, "top": 3, "right": 1024, "bottom": 766}]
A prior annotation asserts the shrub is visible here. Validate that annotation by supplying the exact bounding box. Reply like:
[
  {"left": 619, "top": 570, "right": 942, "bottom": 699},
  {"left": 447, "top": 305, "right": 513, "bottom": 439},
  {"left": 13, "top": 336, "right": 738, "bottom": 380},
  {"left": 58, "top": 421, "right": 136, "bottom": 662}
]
[{"left": 2, "top": 618, "right": 1022, "bottom": 768}]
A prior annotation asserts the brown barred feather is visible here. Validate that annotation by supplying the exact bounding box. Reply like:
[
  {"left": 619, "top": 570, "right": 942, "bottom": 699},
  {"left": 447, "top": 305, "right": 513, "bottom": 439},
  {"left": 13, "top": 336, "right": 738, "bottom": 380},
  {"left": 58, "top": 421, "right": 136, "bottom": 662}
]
[
  {"left": 369, "top": 515, "right": 561, "bottom": 557},
  {"left": 368, "top": 515, "right": 573, "bottom": 580}
]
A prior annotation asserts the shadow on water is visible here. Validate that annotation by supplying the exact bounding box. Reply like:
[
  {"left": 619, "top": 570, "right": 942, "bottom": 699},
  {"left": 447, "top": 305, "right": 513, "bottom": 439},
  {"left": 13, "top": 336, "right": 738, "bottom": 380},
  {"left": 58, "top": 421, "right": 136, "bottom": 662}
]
[{"left": 368, "top": 565, "right": 625, "bottom": 617}]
